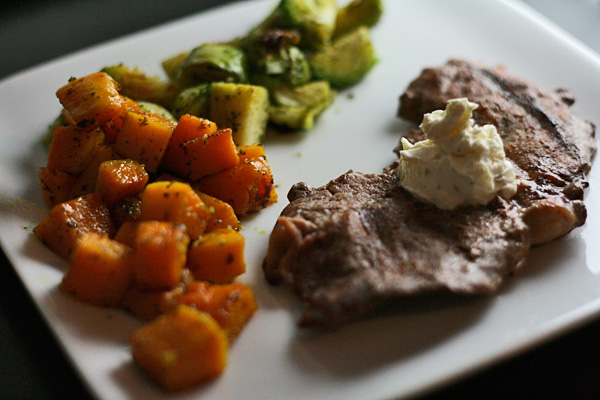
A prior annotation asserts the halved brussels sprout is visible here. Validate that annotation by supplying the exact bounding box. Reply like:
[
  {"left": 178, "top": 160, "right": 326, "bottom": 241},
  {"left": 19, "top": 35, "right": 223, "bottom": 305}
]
[
  {"left": 162, "top": 51, "right": 190, "bottom": 81},
  {"left": 246, "top": 29, "right": 312, "bottom": 90},
  {"left": 269, "top": 80, "right": 335, "bottom": 130},
  {"left": 247, "top": 0, "right": 337, "bottom": 51},
  {"left": 170, "top": 84, "right": 212, "bottom": 119},
  {"left": 278, "top": 0, "right": 337, "bottom": 50},
  {"left": 177, "top": 44, "right": 248, "bottom": 86},
  {"left": 334, "top": 0, "right": 383, "bottom": 38},
  {"left": 310, "top": 26, "right": 377, "bottom": 88}
]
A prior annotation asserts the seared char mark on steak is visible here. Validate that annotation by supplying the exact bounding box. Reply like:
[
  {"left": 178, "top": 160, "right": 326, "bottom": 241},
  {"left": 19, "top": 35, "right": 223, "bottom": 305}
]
[
  {"left": 398, "top": 59, "right": 596, "bottom": 244},
  {"left": 263, "top": 172, "right": 529, "bottom": 328}
]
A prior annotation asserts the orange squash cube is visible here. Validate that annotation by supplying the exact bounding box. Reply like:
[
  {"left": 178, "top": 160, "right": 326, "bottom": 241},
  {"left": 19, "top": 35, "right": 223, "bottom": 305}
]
[
  {"left": 196, "top": 191, "right": 241, "bottom": 232},
  {"left": 152, "top": 174, "right": 242, "bottom": 232},
  {"left": 161, "top": 114, "right": 218, "bottom": 177},
  {"left": 177, "top": 281, "right": 257, "bottom": 342},
  {"left": 56, "top": 72, "right": 127, "bottom": 129},
  {"left": 121, "top": 269, "right": 194, "bottom": 320},
  {"left": 140, "top": 181, "right": 210, "bottom": 240},
  {"left": 60, "top": 233, "right": 134, "bottom": 307},
  {"left": 187, "top": 229, "right": 245, "bottom": 284},
  {"left": 236, "top": 145, "right": 278, "bottom": 206},
  {"left": 122, "top": 284, "right": 186, "bottom": 321},
  {"left": 134, "top": 221, "right": 189, "bottom": 290},
  {"left": 100, "top": 96, "right": 141, "bottom": 143},
  {"left": 38, "top": 167, "right": 77, "bottom": 208},
  {"left": 33, "top": 192, "right": 115, "bottom": 259},
  {"left": 47, "top": 125, "right": 104, "bottom": 175},
  {"left": 114, "top": 220, "right": 140, "bottom": 248},
  {"left": 113, "top": 110, "right": 176, "bottom": 172},
  {"left": 184, "top": 128, "right": 240, "bottom": 181},
  {"left": 196, "top": 157, "right": 275, "bottom": 215},
  {"left": 237, "top": 144, "right": 266, "bottom": 162},
  {"left": 96, "top": 159, "right": 149, "bottom": 208},
  {"left": 130, "top": 305, "right": 228, "bottom": 392},
  {"left": 69, "top": 144, "right": 119, "bottom": 199}
]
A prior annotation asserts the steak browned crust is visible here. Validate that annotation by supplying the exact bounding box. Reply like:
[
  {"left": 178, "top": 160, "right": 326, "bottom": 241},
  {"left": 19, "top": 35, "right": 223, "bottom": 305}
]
[
  {"left": 263, "top": 172, "right": 529, "bottom": 328},
  {"left": 263, "top": 59, "right": 596, "bottom": 329}
]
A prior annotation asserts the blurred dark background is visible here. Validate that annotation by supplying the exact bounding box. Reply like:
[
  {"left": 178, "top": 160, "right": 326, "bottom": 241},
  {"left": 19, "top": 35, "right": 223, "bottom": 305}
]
[{"left": 0, "top": 0, "right": 229, "bottom": 80}]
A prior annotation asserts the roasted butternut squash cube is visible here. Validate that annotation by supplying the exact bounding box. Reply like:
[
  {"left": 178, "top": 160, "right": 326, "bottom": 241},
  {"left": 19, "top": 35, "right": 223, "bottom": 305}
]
[
  {"left": 140, "top": 181, "right": 209, "bottom": 240},
  {"left": 113, "top": 110, "right": 176, "bottom": 172},
  {"left": 184, "top": 128, "right": 240, "bottom": 181},
  {"left": 152, "top": 173, "right": 239, "bottom": 231},
  {"left": 134, "top": 221, "right": 190, "bottom": 290},
  {"left": 60, "top": 233, "right": 134, "bottom": 307},
  {"left": 237, "top": 144, "right": 266, "bottom": 162},
  {"left": 161, "top": 114, "right": 218, "bottom": 177},
  {"left": 114, "top": 220, "right": 140, "bottom": 248},
  {"left": 196, "top": 191, "right": 241, "bottom": 232},
  {"left": 130, "top": 305, "right": 228, "bottom": 392},
  {"left": 101, "top": 96, "right": 141, "bottom": 143},
  {"left": 196, "top": 157, "right": 275, "bottom": 215},
  {"left": 177, "top": 281, "right": 257, "bottom": 342},
  {"left": 96, "top": 159, "right": 149, "bottom": 208},
  {"left": 69, "top": 144, "right": 120, "bottom": 199},
  {"left": 187, "top": 229, "right": 245, "bottom": 284},
  {"left": 236, "top": 145, "right": 278, "bottom": 206},
  {"left": 47, "top": 125, "right": 104, "bottom": 175},
  {"left": 121, "top": 269, "right": 193, "bottom": 320},
  {"left": 56, "top": 72, "right": 127, "bottom": 129},
  {"left": 122, "top": 284, "right": 185, "bottom": 321},
  {"left": 33, "top": 192, "right": 115, "bottom": 259},
  {"left": 38, "top": 167, "right": 77, "bottom": 208}
]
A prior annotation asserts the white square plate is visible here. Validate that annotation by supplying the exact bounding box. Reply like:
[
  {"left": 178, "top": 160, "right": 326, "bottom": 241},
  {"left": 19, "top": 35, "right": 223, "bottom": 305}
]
[{"left": 0, "top": 1, "right": 599, "bottom": 399}]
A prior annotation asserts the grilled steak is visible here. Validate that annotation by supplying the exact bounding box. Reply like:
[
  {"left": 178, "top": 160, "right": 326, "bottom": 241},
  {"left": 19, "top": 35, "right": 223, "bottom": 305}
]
[
  {"left": 263, "top": 172, "right": 529, "bottom": 328},
  {"left": 263, "top": 59, "right": 596, "bottom": 328}
]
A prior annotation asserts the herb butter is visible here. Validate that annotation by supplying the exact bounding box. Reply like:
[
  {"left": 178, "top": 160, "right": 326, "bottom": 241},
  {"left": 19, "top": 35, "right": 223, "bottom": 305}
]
[{"left": 397, "top": 98, "right": 517, "bottom": 210}]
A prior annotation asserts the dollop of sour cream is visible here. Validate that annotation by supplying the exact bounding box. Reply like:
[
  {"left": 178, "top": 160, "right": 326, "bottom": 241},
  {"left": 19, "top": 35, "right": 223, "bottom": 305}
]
[{"left": 396, "top": 98, "right": 517, "bottom": 210}]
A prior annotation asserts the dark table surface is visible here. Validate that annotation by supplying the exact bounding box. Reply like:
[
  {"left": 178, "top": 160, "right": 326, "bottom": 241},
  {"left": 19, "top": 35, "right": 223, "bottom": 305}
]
[{"left": 1, "top": 0, "right": 600, "bottom": 399}]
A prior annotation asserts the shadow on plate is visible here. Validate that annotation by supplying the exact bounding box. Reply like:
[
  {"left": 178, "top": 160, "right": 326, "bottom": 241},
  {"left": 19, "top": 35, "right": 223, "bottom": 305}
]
[{"left": 286, "top": 291, "right": 492, "bottom": 378}]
